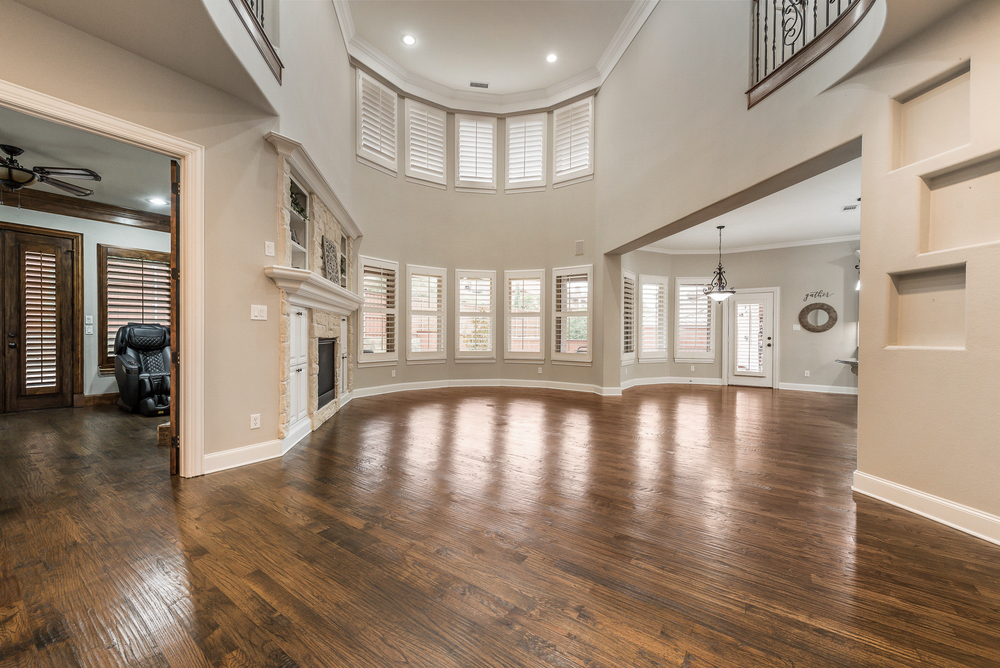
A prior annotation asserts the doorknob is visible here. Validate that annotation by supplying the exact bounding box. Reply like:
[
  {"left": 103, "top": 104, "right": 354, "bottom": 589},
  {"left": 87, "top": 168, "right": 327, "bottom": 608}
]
[
  {"left": 7, "top": 342, "right": 15, "bottom": 348},
  {"left": 767, "top": 343, "right": 772, "bottom": 347}
]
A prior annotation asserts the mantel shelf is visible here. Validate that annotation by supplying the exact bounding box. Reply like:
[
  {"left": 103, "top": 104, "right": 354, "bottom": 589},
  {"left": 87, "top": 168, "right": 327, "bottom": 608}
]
[{"left": 264, "top": 265, "right": 362, "bottom": 315}]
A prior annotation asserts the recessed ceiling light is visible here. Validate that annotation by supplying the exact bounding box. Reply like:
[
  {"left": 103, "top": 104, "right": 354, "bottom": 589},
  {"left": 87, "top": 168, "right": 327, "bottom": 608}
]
[
  {"left": 547, "top": 54, "right": 557, "bottom": 63},
  {"left": 147, "top": 197, "right": 168, "bottom": 206},
  {"left": 402, "top": 34, "right": 416, "bottom": 46}
]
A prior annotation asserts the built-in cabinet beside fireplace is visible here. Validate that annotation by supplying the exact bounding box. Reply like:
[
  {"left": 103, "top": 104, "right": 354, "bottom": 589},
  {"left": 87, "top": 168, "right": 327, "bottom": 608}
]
[{"left": 289, "top": 308, "right": 309, "bottom": 427}]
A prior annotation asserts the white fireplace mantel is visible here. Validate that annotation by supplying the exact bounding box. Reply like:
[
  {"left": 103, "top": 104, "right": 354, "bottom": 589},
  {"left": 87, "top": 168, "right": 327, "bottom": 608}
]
[{"left": 264, "top": 265, "right": 363, "bottom": 315}]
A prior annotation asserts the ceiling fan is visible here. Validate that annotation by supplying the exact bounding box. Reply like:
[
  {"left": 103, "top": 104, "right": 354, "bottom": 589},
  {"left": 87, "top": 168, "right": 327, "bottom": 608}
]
[{"left": 0, "top": 144, "right": 101, "bottom": 197}]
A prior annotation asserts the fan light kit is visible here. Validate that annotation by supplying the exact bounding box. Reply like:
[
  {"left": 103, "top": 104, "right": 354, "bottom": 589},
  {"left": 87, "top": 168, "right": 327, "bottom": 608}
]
[
  {"left": 704, "top": 225, "right": 737, "bottom": 302},
  {"left": 0, "top": 144, "right": 101, "bottom": 197}
]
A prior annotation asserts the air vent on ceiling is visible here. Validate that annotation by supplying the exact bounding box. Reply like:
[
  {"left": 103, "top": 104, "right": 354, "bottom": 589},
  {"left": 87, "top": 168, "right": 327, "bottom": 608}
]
[
  {"left": 843, "top": 204, "right": 859, "bottom": 211},
  {"left": 470, "top": 81, "right": 489, "bottom": 89}
]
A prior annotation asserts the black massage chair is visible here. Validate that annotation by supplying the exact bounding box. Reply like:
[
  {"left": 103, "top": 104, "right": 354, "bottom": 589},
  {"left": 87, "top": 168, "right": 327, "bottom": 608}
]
[{"left": 114, "top": 323, "right": 171, "bottom": 417}]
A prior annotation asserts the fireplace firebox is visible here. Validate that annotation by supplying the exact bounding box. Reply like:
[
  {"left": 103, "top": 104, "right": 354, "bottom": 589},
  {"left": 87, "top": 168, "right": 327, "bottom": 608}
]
[{"left": 318, "top": 338, "right": 337, "bottom": 409}]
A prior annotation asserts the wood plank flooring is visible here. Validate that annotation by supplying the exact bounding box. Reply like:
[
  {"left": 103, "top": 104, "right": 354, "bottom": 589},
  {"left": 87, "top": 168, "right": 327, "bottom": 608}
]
[{"left": 2, "top": 386, "right": 1000, "bottom": 666}]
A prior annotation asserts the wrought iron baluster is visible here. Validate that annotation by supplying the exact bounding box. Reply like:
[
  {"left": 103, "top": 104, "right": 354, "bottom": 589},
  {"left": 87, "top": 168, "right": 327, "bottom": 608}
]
[
  {"left": 754, "top": 1, "right": 761, "bottom": 84},
  {"left": 771, "top": 0, "right": 777, "bottom": 76},
  {"left": 762, "top": 0, "right": 769, "bottom": 79}
]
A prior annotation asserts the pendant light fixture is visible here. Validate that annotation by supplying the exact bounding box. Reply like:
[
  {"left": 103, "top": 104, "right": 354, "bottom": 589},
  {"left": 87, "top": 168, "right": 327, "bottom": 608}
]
[{"left": 704, "top": 225, "right": 736, "bottom": 302}]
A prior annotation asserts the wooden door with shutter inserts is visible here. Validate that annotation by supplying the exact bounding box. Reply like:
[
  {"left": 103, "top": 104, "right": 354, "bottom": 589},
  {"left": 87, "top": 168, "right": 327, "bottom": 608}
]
[{"left": 1, "top": 229, "right": 75, "bottom": 412}]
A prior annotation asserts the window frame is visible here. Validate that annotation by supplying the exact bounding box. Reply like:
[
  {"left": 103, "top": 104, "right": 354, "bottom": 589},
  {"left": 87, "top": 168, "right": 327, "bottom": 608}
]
[
  {"left": 551, "top": 264, "right": 593, "bottom": 365},
  {"left": 553, "top": 96, "right": 595, "bottom": 187},
  {"left": 455, "top": 113, "right": 497, "bottom": 193},
  {"left": 638, "top": 274, "right": 670, "bottom": 362},
  {"left": 504, "top": 269, "right": 546, "bottom": 362},
  {"left": 622, "top": 270, "right": 636, "bottom": 365},
  {"left": 674, "top": 277, "right": 716, "bottom": 363},
  {"left": 358, "top": 255, "right": 399, "bottom": 366},
  {"left": 404, "top": 98, "right": 447, "bottom": 188},
  {"left": 356, "top": 70, "right": 398, "bottom": 176},
  {"left": 505, "top": 113, "right": 547, "bottom": 193},
  {"left": 98, "top": 244, "right": 171, "bottom": 372},
  {"left": 455, "top": 269, "right": 496, "bottom": 362},
  {"left": 407, "top": 264, "right": 448, "bottom": 364}
]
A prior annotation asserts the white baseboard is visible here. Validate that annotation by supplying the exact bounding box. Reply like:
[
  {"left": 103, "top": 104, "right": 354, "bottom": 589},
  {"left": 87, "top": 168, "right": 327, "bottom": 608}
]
[
  {"left": 339, "top": 390, "right": 353, "bottom": 408},
  {"left": 351, "top": 377, "right": 611, "bottom": 399},
  {"left": 281, "top": 418, "right": 312, "bottom": 455},
  {"left": 621, "top": 376, "right": 725, "bottom": 391},
  {"left": 778, "top": 382, "right": 858, "bottom": 395},
  {"left": 853, "top": 471, "right": 1000, "bottom": 547},
  {"left": 203, "top": 439, "right": 282, "bottom": 474}
]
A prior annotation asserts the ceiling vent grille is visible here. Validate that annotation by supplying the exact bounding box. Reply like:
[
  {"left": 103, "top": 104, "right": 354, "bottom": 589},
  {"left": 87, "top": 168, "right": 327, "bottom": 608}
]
[
  {"left": 469, "top": 81, "right": 489, "bottom": 89},
  {"left": 842, "top": 204, "right": 859, "bottom": 211}
]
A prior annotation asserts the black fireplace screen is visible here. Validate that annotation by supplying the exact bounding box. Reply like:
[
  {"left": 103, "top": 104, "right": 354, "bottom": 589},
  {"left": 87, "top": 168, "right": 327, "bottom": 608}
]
[{"left": 318, "top": 338, "right": 336, "bottom": 409}]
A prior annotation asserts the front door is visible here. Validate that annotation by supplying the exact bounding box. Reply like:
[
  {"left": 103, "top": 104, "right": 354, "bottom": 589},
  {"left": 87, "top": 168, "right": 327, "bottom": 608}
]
[
  {"left": 728, "top": 291, "right": 775, "bottom": 388},
  {"left": 1, "top": 228, "right": 75, "bottom": 412}
]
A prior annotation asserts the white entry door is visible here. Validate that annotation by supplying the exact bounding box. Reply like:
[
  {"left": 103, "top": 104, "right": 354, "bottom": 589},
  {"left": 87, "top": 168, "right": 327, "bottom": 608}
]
[{"left": 728, "top": 291, "right": 775, "bottom": 388}]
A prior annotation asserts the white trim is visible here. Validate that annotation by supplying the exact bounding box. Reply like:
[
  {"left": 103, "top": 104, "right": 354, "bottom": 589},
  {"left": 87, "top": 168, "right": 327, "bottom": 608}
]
[
  {"left": 853, "top": 471, "right": 1000, "bottom": 547},
  {"left": 334, "top": 1, "right": 659, "bottom": 115},
  {"left": 0, "top": 79, "right": 208, "bottom": 479},
  {"left": 552, "top": 173, "right": 594, "bottom": 189},
  {"left": 621, "top": 376, "right": 726, "bottom": 390},
  {"left": 339, "top": 390, "right": 354, "bottom": 408},
  {"left": 264, "top": 266, "right": 363, "bottom": 315},
  {"left": 281, "top": 418, "right": 312, "bottom": 455},
  {"left": 644, "top": 235, "right": 861, "bottom": 256},
  {"left": 204, "top": 440, "right": 282, "bottom": 475},
  {"left": 778, "top": 382, "right": 858, "bottom": 395},
  {"left": 264, "top": 132, "right": 362, "bottom": 239},
  {"left": 351, "top": 377, "right": 614, "bottom": 399}
]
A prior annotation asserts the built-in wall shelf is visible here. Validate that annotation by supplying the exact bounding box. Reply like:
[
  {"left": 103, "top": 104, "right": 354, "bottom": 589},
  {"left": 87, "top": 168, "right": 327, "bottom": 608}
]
[
  {"left": 264, "top": 265, "right": 362, "bottom": 315},
  {"left": 289, "top": 181, "right": 309, "bottom": 270}
]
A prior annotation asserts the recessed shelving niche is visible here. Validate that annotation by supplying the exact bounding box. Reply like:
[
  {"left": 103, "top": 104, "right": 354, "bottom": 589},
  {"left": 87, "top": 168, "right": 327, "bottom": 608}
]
[
  {"left": 894, "top": 64, "right": 970, "bottom": 169},
  {"left": 288, "top": 178, "right": 309, "bottom": 270},
  {"left": 921, "top": 153, "right": 1000, "bottom": 253},
  {"left": 887, "top": 264, "right": 966, "bottom": 349}
]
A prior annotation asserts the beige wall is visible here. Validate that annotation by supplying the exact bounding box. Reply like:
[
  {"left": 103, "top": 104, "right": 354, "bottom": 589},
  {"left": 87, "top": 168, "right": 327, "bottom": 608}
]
[{"left": 621, "top": 244, "right": 860, "bottom": 390}]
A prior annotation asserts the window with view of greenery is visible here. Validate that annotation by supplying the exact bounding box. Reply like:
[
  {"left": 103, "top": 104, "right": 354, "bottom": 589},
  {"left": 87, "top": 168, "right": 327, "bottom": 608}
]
[{"left": 505, "top": 270, "right": 544, "bottom": 361}]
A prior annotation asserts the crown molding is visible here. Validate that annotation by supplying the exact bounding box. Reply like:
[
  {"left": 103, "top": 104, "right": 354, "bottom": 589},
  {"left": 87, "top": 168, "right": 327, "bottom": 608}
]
[
  {"left": 642, "top": 235, "right": 861, "bottom": 256},
  {"left": 332, "top": 0, "right": 659, "bottom": 115}
]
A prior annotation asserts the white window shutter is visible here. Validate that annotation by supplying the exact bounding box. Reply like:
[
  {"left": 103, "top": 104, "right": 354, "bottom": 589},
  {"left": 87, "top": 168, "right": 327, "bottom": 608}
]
[
  {"left": 359, "top": 256, "right": 398, "bottom": 364},
  {"left": 506, "top": 113, "right": 546, "bottom": 192},
  {"left": 408, "top": 265, "right": 448, "bottom": 361},
  {"left": 675, "top": 278, "right": 715, "bottom": 362},
  {"left": 456, "top": 270, "right": 496, "bottom": 359},
  {"left": 357, "top": 71, "right": 397, "bottom": 174},
  {"left": 505, "top": 270, "right": 545, "bottom": 361},
  {"left": 405, "top": 99, "right": 446, "bottom": 186},
  {"left": 552, "top": 265, "right": 592, "bottom": 363},
  {"left": 622, "top": 272, "right": 636, "bottom": 360},
  {"left": 639, "top": 276, "right": 669, "bottom": 360},
  {"left": 456, "top": 114, "right": 496, "bottom": 191},
  {"left": 553, "top": 97, "right": 594, "bottom": 185}
]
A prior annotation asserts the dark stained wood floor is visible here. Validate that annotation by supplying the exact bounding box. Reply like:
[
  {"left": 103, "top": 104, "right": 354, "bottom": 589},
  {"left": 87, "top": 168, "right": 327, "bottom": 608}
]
[{"left": 3, "top": 386, "right": 1000, "bottom": 667}]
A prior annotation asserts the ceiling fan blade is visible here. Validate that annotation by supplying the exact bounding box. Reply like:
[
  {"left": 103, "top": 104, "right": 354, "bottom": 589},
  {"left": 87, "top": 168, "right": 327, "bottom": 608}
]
[
  {"left": 33, "top": 166, "right": 102, "bottom": 181},
  {"left": 37, "top": 175, "right": 94, "bottom": 197}
]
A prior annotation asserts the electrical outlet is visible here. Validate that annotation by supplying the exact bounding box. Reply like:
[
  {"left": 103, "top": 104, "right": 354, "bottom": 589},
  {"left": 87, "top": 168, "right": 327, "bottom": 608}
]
[
  {"left": 251, "top": 305, "right": 267, "bottom": 320},
  {"left": 250, "top": 414, "right": 261, "bottom": 429},
  {"left": 85, "top": 325, "right": 94, "bottom": 335},
  {"left": 538, "top": 366, "right": 543, "bottom": 374},
  {"left": 391, "top": 370, "right": 396, "bottom": 378},
  {"left": 792, "top": 324, "right": 801, "bottom": 331},
  {"left": 691, "top": 365, "right": 696, "bottom": 372},
  {"left": 265, "top": 241, "right": 275, "bottom": 256},
  {"left": 804, "top": 370, "right": 810, "bottom": 377}
]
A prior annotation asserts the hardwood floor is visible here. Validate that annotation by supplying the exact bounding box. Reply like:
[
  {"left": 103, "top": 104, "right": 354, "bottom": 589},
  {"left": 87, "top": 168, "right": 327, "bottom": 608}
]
[{"left": 2, "top": 386, "right": 1000, "bottom": 667}]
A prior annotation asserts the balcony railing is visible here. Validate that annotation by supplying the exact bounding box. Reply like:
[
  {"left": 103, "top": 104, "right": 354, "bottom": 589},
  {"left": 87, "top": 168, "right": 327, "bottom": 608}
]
[
  {"left": 747, "top": 0, "right": 877, "bottom": 108},
  {"left": 229, "top": 0, "right": 283, "bottom": 83}
]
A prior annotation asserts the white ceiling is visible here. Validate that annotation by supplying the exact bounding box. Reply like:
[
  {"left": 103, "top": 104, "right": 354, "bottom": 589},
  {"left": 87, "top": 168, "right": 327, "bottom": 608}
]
[
  {"left": 349, "top": 0, "right": 633, "bottom": 96},
  {"left": 642, "top": 158, "right": 862, "bottom": 254},
  {"left": 0, "top": 105, "right": 171, "bottom": 213}
]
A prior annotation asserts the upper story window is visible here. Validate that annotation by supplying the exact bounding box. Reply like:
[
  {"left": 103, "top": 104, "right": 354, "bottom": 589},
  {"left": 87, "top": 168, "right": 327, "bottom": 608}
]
[
  {"left": 675, "top": 277, "right": 715, "bottom": 363},
  {"left": 407, "top": 264, "right": 447, "bottom": 363},
  {"left": 622, "top": 270, "right": 636, "bottom": 364},
  {"left": 552, "top": 265, "right": 592, "bottom": 365},
  {"left": 505, "top": 270, "right": 544, "bottom": 362},
  {"left": 405, "top": 99, "right": 446, "bottom": 188},
  {"left": 553, "top": 96, "right": 594, "bottom": 187},
  {"left": 639, "top": 275, "right": 669, "bottom": 362},
  {"left": 359, "top": 256, "right": 398, "bottom": 365},
  {"left": 455, "top": 114, "right": 497, "bottom": 192},
  {"left": 456, "top": 270, "right": 495, "bottom": 361},
  {"left": 357, "top": 71, "right": 398, "bottom": 176},
  {"left": 506, "top": 113, "right": 546, "bottom": 193}
]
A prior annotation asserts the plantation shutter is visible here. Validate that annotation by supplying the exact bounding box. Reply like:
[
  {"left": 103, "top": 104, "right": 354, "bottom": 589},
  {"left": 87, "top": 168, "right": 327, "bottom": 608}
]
[
  {"left": 507, "top": 113, "right": 546, "bottom": 190},
  {"left": 456, "top": 115, "right": 496, "bottom": 189},
  {"left": 623, "top": 273, "right": 636, "bottom": 357},
  {"left": 676, "top": 280, "right": 715, "bottom": 361},
  {"left": 506, "top": 272, "right": 543, "bottom": 358},
  {"left": 640, "top": 279, "right": 669, "bottom": 359},
  {"left": 100, "top": 247, "right": 171, "bottom": 368},
  {"left": 553, "top": 268, "right": 590, "bottom": 360},
  {"left": 405, "top": 99, "right": 446, "bottom": 185},
  {"left": 24, "top": 250, "right": 58, "bottom": 389},
  {"left": 457, "top": 272, "right": 494, "bottom": 357},
  {"left": 735, "top": 302, "right": 765, "bottom": 373},
  {"left": 409, "top": 267, "right": 446, "bottom": 359},
  {"left": 358, "top": 72, "right": 397, "bottom": 173},
  {"left": 553, "top": 97, "right": 593, "bottom": 184},
  {"left": 360, "top": 259, "right": 397, "bottom": 361}
]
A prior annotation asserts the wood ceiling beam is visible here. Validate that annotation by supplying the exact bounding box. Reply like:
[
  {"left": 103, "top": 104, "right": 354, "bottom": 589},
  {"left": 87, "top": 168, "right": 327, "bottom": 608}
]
[{"left": 0, "top": 187, "right": 170, "bottom": 233}]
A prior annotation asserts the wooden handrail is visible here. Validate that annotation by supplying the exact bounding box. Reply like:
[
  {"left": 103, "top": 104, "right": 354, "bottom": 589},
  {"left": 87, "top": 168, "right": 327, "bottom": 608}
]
[{"left": 229, "top": 0, "right": 283, "bottom": 84}]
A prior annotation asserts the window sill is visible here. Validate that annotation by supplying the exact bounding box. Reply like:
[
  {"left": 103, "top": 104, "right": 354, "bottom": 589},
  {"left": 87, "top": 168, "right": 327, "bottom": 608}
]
[
  {"left": 505, "top": 184, "right": 546, "bottom": 194},
  {"left": 406, "top": 358, "right": 446, "bottom": 365},
  {"left": 621, "top": 359, "right": 635, "bottom": 367},
  {"left": 553, "top": 173, "right": 594, "bottom": 189},
  {"left": 405, "top": 175, "right": 446, "bottom": 190},
  {"left": 675, "top": 358, "right": 715, "bottom": 364},
  {"left": 638, "top": 358, "right": 669, "bottom": 364},
  {"left": 504, "top": 357, "right": 544, "bottom": 364},
  {"left": 357, "top": 154, "right": 397, "bottom": 178},
  {"left": 455, "top": 185, "right": 496, "bottom": 194},
  {"left": 358, "top": 359, "right": 398, "bottom": 368},
  {"left": 455, "top": 358, "right": 496, "bottom": 364},
  {"left": 552, "top": 359, "right": 592, "bottom": 367}
]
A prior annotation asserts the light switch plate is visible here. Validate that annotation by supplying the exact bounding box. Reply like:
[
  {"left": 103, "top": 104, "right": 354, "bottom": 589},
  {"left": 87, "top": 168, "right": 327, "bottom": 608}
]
[
  {"left": 85, "top": 325, "right": 94, "bottom": 335},
  {"left": 251, "top": 305, "right": 267, "bottom": 320},
  {"left": 265, "top": 241, "right": 275, "bottom": 256},
  {"left": 85, "top": 315, "right": 94, "bottom": 325}
]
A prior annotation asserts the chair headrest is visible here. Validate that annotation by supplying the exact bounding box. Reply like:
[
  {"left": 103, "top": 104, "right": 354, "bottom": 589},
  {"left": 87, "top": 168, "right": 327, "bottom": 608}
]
[{"left": 116, "top": 324, "right": 170, "bottom": 353}]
